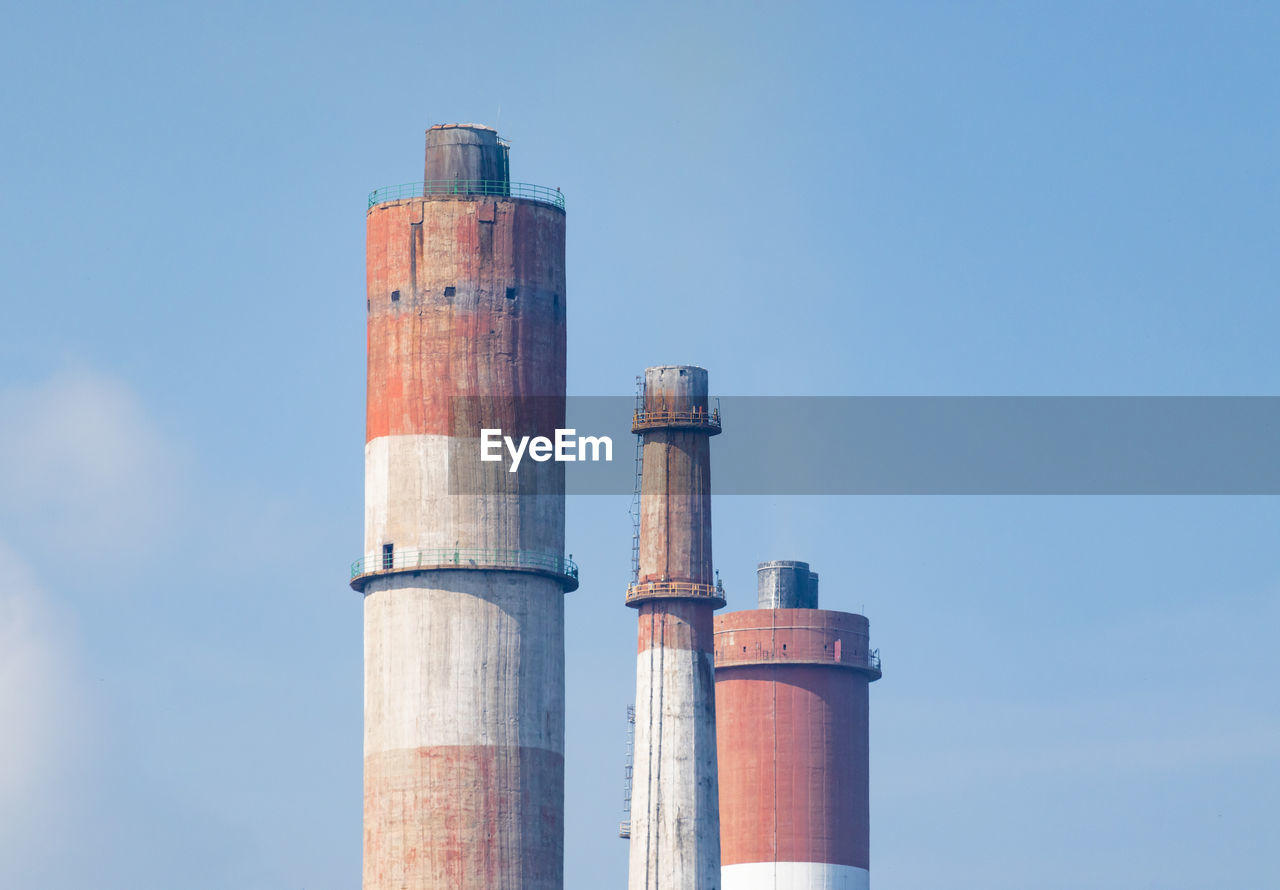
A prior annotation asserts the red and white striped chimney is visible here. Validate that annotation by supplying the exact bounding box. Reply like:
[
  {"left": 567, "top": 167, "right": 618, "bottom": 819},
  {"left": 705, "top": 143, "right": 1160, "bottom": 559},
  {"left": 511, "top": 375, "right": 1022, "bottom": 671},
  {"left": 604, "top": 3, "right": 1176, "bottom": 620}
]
[
  {"left": 715, "top": 561, "right": 881, "bottom": 890},
  {"left": 355, "top": 124, "right": 575, "bottom": 890},
  {"left": 627, "top": 365, "right": 724, "bottom": 890}
]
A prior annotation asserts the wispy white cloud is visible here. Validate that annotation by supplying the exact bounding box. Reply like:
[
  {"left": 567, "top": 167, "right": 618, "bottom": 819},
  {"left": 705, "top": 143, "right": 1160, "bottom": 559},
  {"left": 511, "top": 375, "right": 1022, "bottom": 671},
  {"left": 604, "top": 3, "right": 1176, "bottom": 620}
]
[
  {"left": 0, "top": 541, "right": 81, "bottom": 828},
  {"left": 0, "top": 367, "right": 185, "bottom": 561},
  {"left": 0, "top": 366, "right": 307, "bottom": 888},
  {"left": 0, "top": 367, "right": 178, "bottom": 884}
]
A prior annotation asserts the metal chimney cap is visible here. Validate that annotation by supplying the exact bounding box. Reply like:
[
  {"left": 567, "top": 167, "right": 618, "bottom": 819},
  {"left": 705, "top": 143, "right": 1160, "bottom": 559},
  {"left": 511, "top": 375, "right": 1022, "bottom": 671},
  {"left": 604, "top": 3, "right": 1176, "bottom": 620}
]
[{"left": 756, "top": 560, "right": 819, "bottom": 609}]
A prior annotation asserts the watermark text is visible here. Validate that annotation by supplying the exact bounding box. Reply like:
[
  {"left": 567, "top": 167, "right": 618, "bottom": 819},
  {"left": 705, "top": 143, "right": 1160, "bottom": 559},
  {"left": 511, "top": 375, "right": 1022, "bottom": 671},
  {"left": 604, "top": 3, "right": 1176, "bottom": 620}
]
[{"left": 480, "top": 428, "right": 613, "bottom": 472}]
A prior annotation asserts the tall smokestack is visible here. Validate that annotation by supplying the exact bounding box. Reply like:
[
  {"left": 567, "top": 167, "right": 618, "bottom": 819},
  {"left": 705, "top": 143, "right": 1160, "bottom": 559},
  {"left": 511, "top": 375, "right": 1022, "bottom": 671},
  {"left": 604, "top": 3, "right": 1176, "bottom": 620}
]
[
  {"left": 715, "top": 561, "right": 881, "bottom": 890},
  {"left": 627, "top": 365, "right": 724, "bottom": 890},
  {"left": 354, "top": 123, "right": 574, "bottom": 890}
]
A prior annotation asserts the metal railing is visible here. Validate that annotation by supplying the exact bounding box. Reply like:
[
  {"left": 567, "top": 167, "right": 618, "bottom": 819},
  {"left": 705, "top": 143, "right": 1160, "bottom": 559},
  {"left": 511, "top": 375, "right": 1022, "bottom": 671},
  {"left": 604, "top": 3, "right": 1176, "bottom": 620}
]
[
  {"left": 715, "top": 643, "right": 882, "bottom": 673},
  {"left": 368, "top": 180, "right": 566, "bottom": 211},
  {"left": 351, "top": 547, "right": 578, "bottom": 582},
  {"left": 631, "top": 407, "right": 722, "bottom": 434},
  {"left": 625, "top": 579, "right": 725, "bottom": 605}
]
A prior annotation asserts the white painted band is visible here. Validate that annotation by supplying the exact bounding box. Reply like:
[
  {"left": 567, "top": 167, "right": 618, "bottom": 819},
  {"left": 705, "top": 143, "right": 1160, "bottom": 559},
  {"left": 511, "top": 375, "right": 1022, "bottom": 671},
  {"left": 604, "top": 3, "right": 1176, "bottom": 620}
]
[
  {"left": 721, "top": 862, "right": 869, "bottom": 890},
  {"left": 363, "top": 573, "right": 564, "bottom": 754},
  {"left": 628, "top": 647, "right": 720, "bottom": 890},
  {"left": 364, "top": 433, "right": 564, "bottom": 555}
]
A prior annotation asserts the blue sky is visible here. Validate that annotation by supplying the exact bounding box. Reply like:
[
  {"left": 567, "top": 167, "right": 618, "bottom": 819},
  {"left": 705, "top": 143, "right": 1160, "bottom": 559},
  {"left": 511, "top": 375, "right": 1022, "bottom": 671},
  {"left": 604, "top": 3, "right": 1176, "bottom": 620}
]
[{"left": 1, "top": 2, "right": 1277, "bottom": 888}]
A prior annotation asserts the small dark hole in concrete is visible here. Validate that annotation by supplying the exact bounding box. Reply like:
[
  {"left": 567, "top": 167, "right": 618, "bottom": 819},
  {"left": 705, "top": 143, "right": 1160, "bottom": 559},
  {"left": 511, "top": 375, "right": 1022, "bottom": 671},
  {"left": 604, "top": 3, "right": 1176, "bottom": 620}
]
[
  {"left": 553, "top": 293, "right": 559, "bottom": 305},
  {"left": 506, "top": 287, "right": 517, "bottom": 299},
  {"left": 391, "top": 290, "right": 400, "bottom": 302},
  {"left": 444, "top": 286, "right": 456, "bottom": 297}
]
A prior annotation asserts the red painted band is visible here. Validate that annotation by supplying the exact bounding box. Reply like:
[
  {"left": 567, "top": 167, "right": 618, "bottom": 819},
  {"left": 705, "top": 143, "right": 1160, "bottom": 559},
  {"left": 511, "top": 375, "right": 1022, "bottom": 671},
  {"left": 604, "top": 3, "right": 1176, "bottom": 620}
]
[
  {"left": 363, "top": 744, "right": 563, "bottom": 890},
  {"left": 716, "top": 664, "right": 870, "bottom": 869},
  {"left": 365, "top": 199, "right": 566, "bottom": 442},
  {"left": 636, "top": 600, "right": 715, "bottom": 653},
  {"left": 365, "top": 308, "right": 564, "bottom": 441},
  {"left": 366, "top": 199, "right": 566, "bottom": 308}
]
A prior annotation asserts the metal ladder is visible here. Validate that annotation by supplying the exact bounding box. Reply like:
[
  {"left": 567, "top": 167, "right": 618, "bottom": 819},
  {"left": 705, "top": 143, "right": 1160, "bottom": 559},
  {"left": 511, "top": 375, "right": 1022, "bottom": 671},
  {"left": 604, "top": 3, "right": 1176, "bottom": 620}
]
[
  {"left": 628, "top": 375, "right": 644, "bottom": 582},
  {"left": 619, "top": 704, "right": 636, "bottom": 838}
]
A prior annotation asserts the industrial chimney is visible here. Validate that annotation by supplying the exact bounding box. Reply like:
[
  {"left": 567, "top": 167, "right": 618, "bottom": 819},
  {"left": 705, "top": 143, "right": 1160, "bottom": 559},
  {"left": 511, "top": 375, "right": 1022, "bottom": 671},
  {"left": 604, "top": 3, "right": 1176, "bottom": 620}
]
[
  {"left": 353, "top": 124, "right": 575, "bottom": 890},
  {"left": 715, "top": 561, "right": 882, "bottom": 890},
  {"left": 626, "top": 365, "right": 724, "bottom": 890}
]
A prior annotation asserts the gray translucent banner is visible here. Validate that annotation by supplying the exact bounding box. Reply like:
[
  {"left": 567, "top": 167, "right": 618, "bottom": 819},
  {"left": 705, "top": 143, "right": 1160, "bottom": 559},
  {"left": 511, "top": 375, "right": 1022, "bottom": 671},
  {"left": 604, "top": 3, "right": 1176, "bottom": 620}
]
[{"left": 443, "top": 397, "right": 1280, "bottom": 495}]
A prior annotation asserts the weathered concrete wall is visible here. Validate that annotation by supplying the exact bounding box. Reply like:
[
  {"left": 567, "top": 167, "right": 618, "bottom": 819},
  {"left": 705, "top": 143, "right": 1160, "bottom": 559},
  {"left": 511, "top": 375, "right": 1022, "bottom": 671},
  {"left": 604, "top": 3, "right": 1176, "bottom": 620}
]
[
  {"left": 363, "top": 571, "right": 564, "bottom": 889},
  {"left": 630, "top": 601, "right": 719, "bottom": 890},
  {"left": 628, "top": 365, "right": 721, "bottom": 890},
  {"left": 635, "top": 432, "right": 712, "bottom": 585},
  {"left": 714, "top": 591, "right": 878, "bottom": 890},
  {"left": 363, "top": 195, "right": 566, "bottom": 558},
  {"left": 365, "top": 196, "right": 566, "bottom": 443},
  {"left": 634, "top": 366, "right": 713, "bottom": 587},
  {"left": 363, "top": 435, "right": 563, "bottom": 556},
  {"left": 362, "top": 162, "right": 567, "bottom": 889}
]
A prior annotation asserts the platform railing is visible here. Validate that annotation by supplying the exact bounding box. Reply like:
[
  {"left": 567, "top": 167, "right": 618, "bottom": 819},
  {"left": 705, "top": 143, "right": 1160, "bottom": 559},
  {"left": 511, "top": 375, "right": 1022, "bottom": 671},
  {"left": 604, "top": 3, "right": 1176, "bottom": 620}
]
[
  {"left": 715, "top": 642, "right": 882, "bottom": 673},
  {"left": 351, "top": 547, "right": 578, "bottom": 583},
  {"left": 625, "top": 579, "right": 726, "bottom": 605},
  {"left": 631, "top": 407, "right": 722, "bottom": 433},
  {"left": 368, "top": 180, "right": 565, "bottom": 210}
]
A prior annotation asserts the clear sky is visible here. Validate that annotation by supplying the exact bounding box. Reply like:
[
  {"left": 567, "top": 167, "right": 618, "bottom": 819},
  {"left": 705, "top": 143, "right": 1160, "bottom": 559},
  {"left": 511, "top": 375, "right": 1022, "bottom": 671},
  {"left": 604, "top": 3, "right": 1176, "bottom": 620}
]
[{"left": 1, "top": 1, "right": 1277, "bottom": 888}]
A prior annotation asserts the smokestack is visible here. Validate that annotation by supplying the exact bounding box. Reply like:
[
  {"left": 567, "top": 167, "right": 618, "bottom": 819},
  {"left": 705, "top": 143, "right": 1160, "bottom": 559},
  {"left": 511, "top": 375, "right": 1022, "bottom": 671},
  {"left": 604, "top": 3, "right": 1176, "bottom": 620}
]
[
  {"left": 355, "top": 124, "right": 573, "bottom": 890},
  {"left": 715, "top": 561, "right": 881, "bottom": 890},
  {"left": 626, "top": 365, "right": 724, "bottom": 890}
]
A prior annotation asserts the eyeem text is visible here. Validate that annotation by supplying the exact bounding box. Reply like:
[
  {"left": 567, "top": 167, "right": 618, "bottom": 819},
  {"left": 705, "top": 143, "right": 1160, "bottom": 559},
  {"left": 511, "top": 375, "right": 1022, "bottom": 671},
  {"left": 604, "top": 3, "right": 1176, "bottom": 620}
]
[{"left": 480, "top": 428, "right": 613, "bottom": 472}]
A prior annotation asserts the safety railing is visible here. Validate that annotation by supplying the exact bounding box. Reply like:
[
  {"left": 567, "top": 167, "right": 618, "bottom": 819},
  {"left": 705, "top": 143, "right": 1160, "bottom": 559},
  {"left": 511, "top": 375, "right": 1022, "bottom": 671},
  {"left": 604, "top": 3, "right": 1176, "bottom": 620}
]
[
  {"left": 715, "top": 642, "right": 882, "bottom": 674},
  {"left": 368, "top": 180, "right": 566, "bottom": 211},
  {"left": 631, "top": 407, "right": 722, "bottom": 434},
  {"left": 351, "top": 547, "right": 578, "bottom": 589},
  {"left": 625, "top": 579, "right": 726, "bottom": 605}
]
